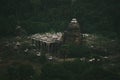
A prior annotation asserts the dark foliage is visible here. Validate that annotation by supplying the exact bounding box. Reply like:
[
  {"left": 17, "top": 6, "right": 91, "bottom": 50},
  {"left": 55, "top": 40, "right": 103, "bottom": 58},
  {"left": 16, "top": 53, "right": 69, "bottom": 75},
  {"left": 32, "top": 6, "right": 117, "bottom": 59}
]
[
  {"left": 0, "top": 0, "right": 119, "bottom": 39},
  {"left": 41, "top": 61, "right": 120, "bottom": 80},
  {"left": 4, "top": 63, "right": 35, "bottom": 80}
]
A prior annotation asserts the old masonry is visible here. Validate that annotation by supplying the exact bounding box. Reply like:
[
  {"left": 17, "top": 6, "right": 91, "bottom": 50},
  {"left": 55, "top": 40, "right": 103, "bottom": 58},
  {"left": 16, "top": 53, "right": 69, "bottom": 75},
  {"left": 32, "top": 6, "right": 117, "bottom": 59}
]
[{"left": 31, "top": 18, "right": 81, "bottom": 54}]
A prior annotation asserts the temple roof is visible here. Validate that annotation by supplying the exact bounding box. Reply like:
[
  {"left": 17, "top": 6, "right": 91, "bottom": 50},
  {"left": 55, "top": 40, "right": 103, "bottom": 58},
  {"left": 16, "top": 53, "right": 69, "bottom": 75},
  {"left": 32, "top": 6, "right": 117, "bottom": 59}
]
[
  {"left": 31, "top": 32, "right": 63, "bottom": 44},
  {"left": 68, "top": 18, "right": 80, "bottom": 29}
]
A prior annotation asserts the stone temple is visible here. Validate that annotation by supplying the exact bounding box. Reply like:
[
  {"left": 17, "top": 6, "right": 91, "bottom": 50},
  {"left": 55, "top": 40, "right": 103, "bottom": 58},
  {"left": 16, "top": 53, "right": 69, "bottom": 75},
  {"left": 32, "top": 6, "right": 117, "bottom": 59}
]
[
  {"left": 31, "top": 32, "right": 63, "bottom": 54},
  {"left": 63, "top": 18, "right": 81, "bottom": 45},
  {"left": 30, "top": 18, "right": 81, "bottom": 54}
]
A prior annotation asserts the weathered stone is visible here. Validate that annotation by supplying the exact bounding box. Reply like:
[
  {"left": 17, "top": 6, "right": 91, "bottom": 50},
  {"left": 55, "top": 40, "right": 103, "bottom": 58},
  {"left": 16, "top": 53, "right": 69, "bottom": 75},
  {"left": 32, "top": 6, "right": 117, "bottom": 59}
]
[{"left": 63, "top": 18, "right": 81, "bottom": 45}]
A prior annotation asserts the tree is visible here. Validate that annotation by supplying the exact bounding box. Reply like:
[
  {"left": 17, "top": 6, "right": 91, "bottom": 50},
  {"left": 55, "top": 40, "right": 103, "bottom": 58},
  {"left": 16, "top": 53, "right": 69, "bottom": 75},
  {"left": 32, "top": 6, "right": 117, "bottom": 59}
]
[
  {"left": 30, "top": 0, "right": 42, "bottom": 15},
  {"left": 7, "top": 63, "right": 35, "bottom": 80}
]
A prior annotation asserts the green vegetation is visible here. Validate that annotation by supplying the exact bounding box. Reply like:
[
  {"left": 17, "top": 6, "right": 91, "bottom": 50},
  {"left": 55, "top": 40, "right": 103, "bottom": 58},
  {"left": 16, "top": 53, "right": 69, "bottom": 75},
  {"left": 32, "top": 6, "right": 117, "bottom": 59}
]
[
  {"left": 0, "top": 0, "right": 120, "bottom": 80},
  {"left": 0, "top": 35, "right": 120, "bottom": 80},
  {"left": 41, "top": 61, "right": 120, "bottom": 80},
  {"left": 0, "top": 0, "right": 120, "bottom": 38}
]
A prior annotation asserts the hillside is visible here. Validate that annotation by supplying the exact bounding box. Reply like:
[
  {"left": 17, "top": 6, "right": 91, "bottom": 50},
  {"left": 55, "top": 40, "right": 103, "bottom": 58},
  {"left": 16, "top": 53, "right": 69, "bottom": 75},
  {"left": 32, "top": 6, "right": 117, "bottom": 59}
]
[
  {"left": 0, "top": 0, "right": 120, "bottom": 80},
  {"left": 0, "top": 0, "right": 120, "bottom": 38}
]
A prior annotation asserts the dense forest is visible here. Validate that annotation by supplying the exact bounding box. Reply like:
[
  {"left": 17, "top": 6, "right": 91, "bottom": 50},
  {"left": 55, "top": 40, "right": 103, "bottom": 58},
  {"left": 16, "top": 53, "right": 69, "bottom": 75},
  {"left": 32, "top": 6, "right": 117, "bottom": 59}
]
[
  {"left": 0, "top": 0, "right": 120, "bottom": 80},
  {"left": 0, "top": 0, "right": 120, "bottom": 38}
]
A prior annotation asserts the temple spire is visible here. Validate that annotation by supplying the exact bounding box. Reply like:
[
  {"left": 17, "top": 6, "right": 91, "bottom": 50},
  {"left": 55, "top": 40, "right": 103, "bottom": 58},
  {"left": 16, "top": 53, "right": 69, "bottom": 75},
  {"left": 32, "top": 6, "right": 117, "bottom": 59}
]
[{"left": 63, "top": 18, "right": 81, "bottom": 45}]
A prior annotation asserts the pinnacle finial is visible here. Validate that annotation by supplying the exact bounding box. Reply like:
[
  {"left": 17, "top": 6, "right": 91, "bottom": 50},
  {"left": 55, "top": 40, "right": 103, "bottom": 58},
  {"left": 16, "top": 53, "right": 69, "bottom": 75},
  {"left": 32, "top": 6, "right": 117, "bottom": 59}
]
[{"left": 71, "top": 18, "right": 77, "bottom": 23}]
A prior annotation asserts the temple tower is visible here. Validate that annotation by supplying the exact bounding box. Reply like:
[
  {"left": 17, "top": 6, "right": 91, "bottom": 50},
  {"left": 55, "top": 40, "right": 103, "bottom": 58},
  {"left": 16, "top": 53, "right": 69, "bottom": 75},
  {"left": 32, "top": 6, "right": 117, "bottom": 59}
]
[{"left": 63, "top": 18, "right": 81, "bottom": 45}]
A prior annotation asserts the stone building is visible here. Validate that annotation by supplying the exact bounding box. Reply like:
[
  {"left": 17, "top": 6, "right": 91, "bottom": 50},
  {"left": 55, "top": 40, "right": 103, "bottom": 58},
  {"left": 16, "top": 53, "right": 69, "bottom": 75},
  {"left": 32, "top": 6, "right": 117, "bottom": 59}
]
[
  {"left": 31, "top": 32, "right": 63, "bottom": 54},
  {"left": 30, "top": 18, "right": 81, "bottom": 55},
  {"left": 63, "top": 18, "right": 81, "bottom": 45}
]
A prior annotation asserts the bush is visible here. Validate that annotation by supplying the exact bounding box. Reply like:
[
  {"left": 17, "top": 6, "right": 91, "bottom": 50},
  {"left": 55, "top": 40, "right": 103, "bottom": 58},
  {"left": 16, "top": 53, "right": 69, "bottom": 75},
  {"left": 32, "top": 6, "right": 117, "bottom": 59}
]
[{"left": 7, "top": 63, "right": 35, "bottom": 80}]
